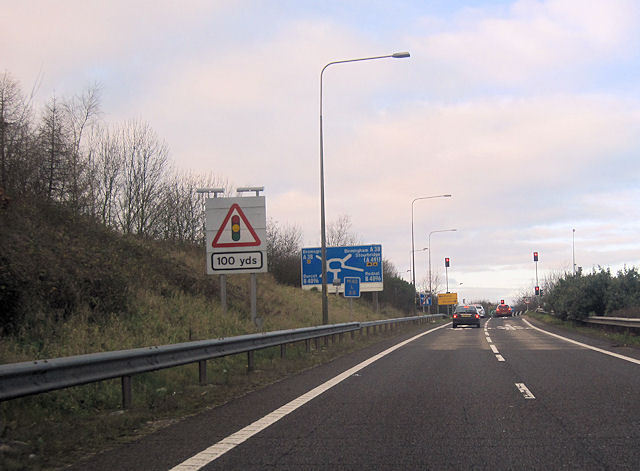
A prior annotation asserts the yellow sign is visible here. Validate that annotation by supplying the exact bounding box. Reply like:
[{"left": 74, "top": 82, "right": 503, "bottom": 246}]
[{"left": 438, "top": 292, "right": 458, "bottom": 305}]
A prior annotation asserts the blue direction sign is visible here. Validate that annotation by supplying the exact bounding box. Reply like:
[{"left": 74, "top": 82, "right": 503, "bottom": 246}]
[
  {"left": 344, "top": 277, "right": 360, "bottom": 298},
  {"left": 301, "top": 244, "right": 383, "bottom": 292}
]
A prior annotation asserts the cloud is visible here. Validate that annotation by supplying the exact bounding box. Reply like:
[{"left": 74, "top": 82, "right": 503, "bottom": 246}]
[
  {"left": 3, "top": 0, "right": 640, "bottom": 304},
  {"left": 406, "top": 0, "right": 640, "bottom": 94}
]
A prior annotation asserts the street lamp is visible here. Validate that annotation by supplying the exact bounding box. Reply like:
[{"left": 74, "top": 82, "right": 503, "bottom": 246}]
[
  {"left": 411, "top": 195, "right": 452, "bottom": 294},
  {"left": 428, "top": 228, "right": 457, "bottom": 313},
  {"left": 320, "top": 51, "right": 410, "bottom": 325},
  {"left": 410, "top": 246, "right": 427, "bottom": 309},
  {"left": 572, "top": 228, "right": 576, "bottom": 274},
  {"left": 409, "top": 246, "right": 428, "bottom": 282}
]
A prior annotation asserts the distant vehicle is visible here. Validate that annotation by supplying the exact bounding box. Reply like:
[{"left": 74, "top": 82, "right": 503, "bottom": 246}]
[
  {"left": 474, "top": 304, "right": 486, "bottom": 318},
  {"left": 495, "top": 304, "right": 512, "bottom": 317},
  {"left": 452, "top": 305, "right": 481, "bottom": 328}
]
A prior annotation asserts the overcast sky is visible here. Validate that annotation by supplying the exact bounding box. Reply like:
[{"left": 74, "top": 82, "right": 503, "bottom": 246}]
[{"left": 3, "top": 0, "right": 640, "bottom": 304}]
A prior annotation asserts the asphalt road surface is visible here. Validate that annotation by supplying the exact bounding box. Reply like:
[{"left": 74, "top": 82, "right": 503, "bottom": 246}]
[{"left": 71, "top": 317, "right": 640, "bottom": 470}]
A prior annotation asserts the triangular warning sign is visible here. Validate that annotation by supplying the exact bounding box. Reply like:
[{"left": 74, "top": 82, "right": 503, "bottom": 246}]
[{"left": 212, "top": 203, "right": 261, "bottom": 248}]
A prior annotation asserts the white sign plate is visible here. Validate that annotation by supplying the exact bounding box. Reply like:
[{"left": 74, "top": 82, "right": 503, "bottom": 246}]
[{"left": 205, "top": 196, "right": 267, "bottom": 274}]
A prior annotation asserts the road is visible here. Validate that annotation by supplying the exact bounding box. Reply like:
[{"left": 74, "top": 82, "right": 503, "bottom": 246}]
[{"left": 71, "top": 316, "right": 640, "bottom": 470}]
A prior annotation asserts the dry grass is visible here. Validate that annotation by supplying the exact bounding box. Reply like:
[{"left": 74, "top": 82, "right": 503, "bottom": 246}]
[
  {"left": 0, "top": 200, "right": 417, "bottom": 469},
  {"left": 0, "top": 238, "right": 412, "bottom": 469}
]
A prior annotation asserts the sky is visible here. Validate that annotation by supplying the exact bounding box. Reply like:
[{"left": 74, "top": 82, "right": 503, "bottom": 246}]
[{"left": 3, "top": 0, "right": 640, "bottom": 304}]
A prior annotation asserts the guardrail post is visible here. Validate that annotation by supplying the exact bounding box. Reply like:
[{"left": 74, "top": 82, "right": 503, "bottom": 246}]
[
  {"left": 306, "top": 339, "right": 311, "bottom": 352},
  {"left": 122, "top": 375, "right": 132, "bottom": 409},
  {"left": 247, "top": 351, "right": 255, "bottom": 372},
  {"left": 350, "top": 331, "right": 355, "bottom": 340},
  {"left": 199, "top": 360, "right": 207, "bottom": 385},
  {"left": 314, "top": 337, "right": 319, "bottom": 350},
  {"left": 339, "top": 333, "right": 344, "bottom": 343},
  {"left": 281, "top": 344, "right": 286, "bottom": 359}
]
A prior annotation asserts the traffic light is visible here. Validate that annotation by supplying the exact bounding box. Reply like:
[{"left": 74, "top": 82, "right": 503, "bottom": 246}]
[
  {"left": 231, "top": 214, "right": 241, "bottom": 241},
  {"left": 500, "top": 299, "right": 504, "bottom": 304},
  {"left": 535, "top": 286, "right": 540, "bottom": 295},
  {"left": 445, "top": 257, "right": 450, "bottom": 267},
  {"left": 533, "top": 251, "right": 538, "bottom": 262}
]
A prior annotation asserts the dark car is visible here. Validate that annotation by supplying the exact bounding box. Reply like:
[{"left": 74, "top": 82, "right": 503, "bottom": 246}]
[
  {"left": 495, "top": 304, "right": 513, "bottom": 317},
  {"left": 452, "top": 305, "right": 481, "bottom": 328}
]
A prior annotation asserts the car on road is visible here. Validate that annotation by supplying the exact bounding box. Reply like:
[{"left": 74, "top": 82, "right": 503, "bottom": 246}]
[
  {"left": 495, "top": 304, "right": 513, "bottom": 317},
  {"left": 474, "top": 304, "right": 486, "bottom": 318},
  {"left": 452, "top": 305, "right": 481, "bottom": 328}
]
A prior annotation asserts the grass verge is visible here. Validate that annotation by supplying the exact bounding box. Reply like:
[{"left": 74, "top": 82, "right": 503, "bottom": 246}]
[{"left": 0, "top": 319, "right": 447, "bottom": 470}]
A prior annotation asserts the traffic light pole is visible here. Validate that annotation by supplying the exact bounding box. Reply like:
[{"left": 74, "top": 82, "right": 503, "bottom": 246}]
[
  {"left": 445, "top": 257, "right": 450, "bottom": 316},
  {"left": 533, "top": 251, "right": 540, "bottom": 308}
]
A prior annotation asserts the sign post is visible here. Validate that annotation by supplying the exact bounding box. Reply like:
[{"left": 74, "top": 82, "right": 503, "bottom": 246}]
[
  {"left": 344, "top": 277, "right": 360, "bottom": 320},
  {"left": 205, "top": 189, "right": 267, "bottom": 324}
]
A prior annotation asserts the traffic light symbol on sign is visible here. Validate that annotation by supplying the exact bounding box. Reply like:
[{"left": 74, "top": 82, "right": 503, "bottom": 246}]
[
  {"left": 533, "top": 251, "right": 539, "bottom": 262},
  {"left": 231, "top": 215, "right": 241, "bottom": 241},
  {"left": 445, "top": 257, "right": 450, "bottom": 267}
]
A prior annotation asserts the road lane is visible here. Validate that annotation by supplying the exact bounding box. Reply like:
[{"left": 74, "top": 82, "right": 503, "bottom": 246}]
[
  {"left": 70, "top": 318, "right": 640, "bottom": 470},
  {"left": 487, "top": 316, "right": 640, "bottom": 469},
  {"left": 199, "top": 320, "right": 606, "bottom": 470}
]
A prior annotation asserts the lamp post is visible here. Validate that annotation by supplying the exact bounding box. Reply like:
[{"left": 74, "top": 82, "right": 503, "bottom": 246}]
[
  {"left": 410, "top": 247, "right": 427, "bottom": 311},
  {"left": 411, "top": 195, "right": 452, "bottom": 307},
  {"left": 572, "top": 228, "right": 576, "bottom": 275},
  {"left": 428, "top": 228, "right": 457, "bottom": 313},
  {"left": 320, "top": 51, "right": 410, "bottom": 325},
  {"left": 409, "top": 246, "right": 428, "bottom": 284}
]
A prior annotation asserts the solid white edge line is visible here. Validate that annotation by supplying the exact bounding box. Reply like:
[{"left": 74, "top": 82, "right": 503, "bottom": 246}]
[
  {"left": 522, "top": 318, "right": 640, "bottom": 365},
  {"left": 170, "top": 322, "right": 452, "bottom": 471}
]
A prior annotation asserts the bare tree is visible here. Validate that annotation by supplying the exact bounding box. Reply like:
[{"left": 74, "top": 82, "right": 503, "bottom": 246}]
[
  {"left": 159, "top": 169, "right": 209, "bottom": 243},
  {"left": 91, "top": 124, "right": 123, "bottom": 226},
  {"left": 0, "top": 72, "right": 24, "bottom": 191},
  {"left": 37, "top": 93, "right": 70, "bottom": 200},
  {"left": 266, "top": 218, "right": 303, "bottom": 285},
  {"left": 62, "top": 83, "right": 101, "bottom": 213},
  {"left": 421, "top": 271, "right": 444, "bottom": 295},
  {"left": 116, "top": 120, "right": 168, "bottom": 236},
  {"left": 326, "top": 214, "right": 360, "bottom": 247}
]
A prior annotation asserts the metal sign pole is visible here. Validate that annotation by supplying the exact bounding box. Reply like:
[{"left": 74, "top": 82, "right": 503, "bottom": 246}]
[
  {"left": 220, "top": 274, "right": 227, "bottom": 315},
  {"left": 250, "top": 273, "right": 257, "bottom": 324}
]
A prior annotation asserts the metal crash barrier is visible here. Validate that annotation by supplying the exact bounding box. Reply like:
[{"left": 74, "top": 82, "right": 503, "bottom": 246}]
[{"left": 0, "top": 315, "right": 445, "bottom": 408}]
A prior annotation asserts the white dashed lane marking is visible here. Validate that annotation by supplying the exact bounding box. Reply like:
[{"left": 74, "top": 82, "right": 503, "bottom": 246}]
[
  {"left": 516, "top": 382, "right": 536, "bottom": 399},
  {"left": 485, "top": 318, "right": 505, "bottom": 362}
]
